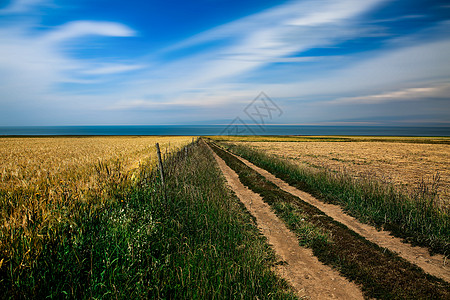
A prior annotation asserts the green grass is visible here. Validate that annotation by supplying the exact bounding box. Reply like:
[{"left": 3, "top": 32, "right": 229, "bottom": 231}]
[
  {"left": 208, "top": 140, "right": 450, "bottom": 299},
  {"left": 216, "top": 140, "right": 449, "bottom": 256},
  {"left": 0, "top": 141, "right": 296, "bottom": 299},
  {"left": 272, "top": 202, "right": 330, "bottom": 248}
]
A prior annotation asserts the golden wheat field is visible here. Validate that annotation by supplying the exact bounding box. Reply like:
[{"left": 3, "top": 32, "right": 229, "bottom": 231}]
[
  {"left": 0, "top": 136, "right": 193, "bottom": 190},
  {"left": 0, "top": 136, "right": 193, "bottom": 259},
  {"left": 233, "top": 141, "right": 450, "bottom": 206}
]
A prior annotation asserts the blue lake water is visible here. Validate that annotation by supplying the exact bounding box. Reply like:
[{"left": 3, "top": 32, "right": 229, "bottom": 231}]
[{"left": 0, "top": 125, "right": 449, "bottom": 136}]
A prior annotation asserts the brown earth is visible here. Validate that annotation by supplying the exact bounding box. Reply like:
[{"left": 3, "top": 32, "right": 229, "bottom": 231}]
[
  {"left": 209, "top": 145, "right": 364, "bottom": 299},
  {"left": 237, "top": 141, "right": 450, "bottom": 207},
  {"left": 229, "top": 150, "right": 450, "bottom": 283}
]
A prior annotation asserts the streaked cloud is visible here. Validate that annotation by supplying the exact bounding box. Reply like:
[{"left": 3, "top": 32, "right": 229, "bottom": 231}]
[
  {"left": 330, "top": 83, "right": 450, "bottom": 105},
  {"left": 262, "top": 32, "right": 450, "bottom": 100},
  {"left": 161, "top": 0, "right": 385, "bottom": 85},
  {"left": 0, "top": 17, "right": 137, "bottom": 106},
  {"left": 0, "top": 0, "right": 46, "bottom": 14},
  {"left": 42, "top": 21, "right": 136, "bottom": 43},
  {"left": 106, "top": 0, "right": 388, "bottom": 112},
  {"left": 82, "top": 64, "right": 146, "bottom": 75},
  {"left": 0, "top": 0, "right": 449, "bottom": 125}
]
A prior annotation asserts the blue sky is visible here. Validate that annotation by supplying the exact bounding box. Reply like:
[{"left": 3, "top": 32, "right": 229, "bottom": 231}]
[{"left": 0, "top": 0, "right": 449, "bottom": 126}]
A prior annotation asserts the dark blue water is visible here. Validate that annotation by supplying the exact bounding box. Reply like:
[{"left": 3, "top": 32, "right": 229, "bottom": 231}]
[{"left": 0, "top": 125, "right": 449, "bottom": 136}]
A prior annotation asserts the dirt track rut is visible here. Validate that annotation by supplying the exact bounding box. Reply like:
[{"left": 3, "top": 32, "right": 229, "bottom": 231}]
[
  {"left": 210, "top": 147, "right": 364, "bottom": 299},
  {"left": 230, "top": 151, "right": 450, "bottom": 283}
]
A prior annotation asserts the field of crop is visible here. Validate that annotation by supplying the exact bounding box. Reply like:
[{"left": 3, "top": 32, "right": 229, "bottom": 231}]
[
  {"left": 0, "top": 137, "right": 298, "bottom": 298},
  {"left": 2, "top": 135, "right": 449, "bottom": 298},
  {"left": 0, "top": 136, "right": 192, "bottom": 189},
  {"left": 211, "top": 135, "right": 450, "bottom": 144},
  {"left": 224, "top": 138, "right": 450, "bottom": 207},
  {"left": 0, "top": 136, "right": 192, "bottom": 242},
  {"left": 216, "top": 137, "right": 449, "bottom": 255},
  {"left": 0, "top": 137, "right": 191, "bottom": 295}
]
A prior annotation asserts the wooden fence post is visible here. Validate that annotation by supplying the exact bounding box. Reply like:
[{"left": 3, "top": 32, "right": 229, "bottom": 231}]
[{"left": 155, "top": 143, "right": 165, "bottom": 187}]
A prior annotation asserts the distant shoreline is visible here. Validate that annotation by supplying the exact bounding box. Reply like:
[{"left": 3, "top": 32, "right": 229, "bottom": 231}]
[{"left": 1, "top": 125, "right": 449, "bottom": 137}]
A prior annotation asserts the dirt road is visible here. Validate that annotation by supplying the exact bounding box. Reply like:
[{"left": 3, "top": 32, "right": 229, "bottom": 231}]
[
  {"left": 210, "top": 146, "right": 364, "bottom": 299},
  {"left": 229, "top": 149, "right": 450, "bottom": 283}
]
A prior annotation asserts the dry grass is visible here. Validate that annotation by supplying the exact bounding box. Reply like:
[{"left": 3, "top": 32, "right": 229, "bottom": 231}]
[{"left": 233, "top": 141, "right": 450, "bottom": 207}]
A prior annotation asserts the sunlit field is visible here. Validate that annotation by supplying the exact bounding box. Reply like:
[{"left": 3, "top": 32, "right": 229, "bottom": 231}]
[
  {"left": 0, "top": 136, "right": 193, "bottom": 189},
  {"left": 0, "top": 137, "right": 193, "bottom": 292},
  {"left": 208, "top": 139, "right": 450, "bottom": 299},
  {"left": 213, "top": 136, "right": 450, "bottom": 256},
  {"left": 0, "top": 137, "right": 297, "bottom": 298},
  {"left": 0, "top": 136, "right": 193, "bottom": 222},
  {"left": 215, "top": 136, "right": 450, "bottom": 207},
  {"left": 0, "top": 136, "right": 193, "bottom": 223},
  {"left": 1, "top": 135, "right": 449, "bottom": 298}
]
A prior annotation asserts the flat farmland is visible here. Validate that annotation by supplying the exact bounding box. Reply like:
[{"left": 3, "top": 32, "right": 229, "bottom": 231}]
[
  {"left": 1, "top": 137, "right": 301, "bottom": 298},
  {"left": 0, "top": 136, "right": 193, "bottom": 240},
  {"left": 1, "top": 136, "right": 449, "bottom": 299},
  {"left": 230, "top": 140, "right": 450, "bottom": 206},
  {"left": 208, "top": 139, "right": 450, "bottom": 298},
  {"left": 0, "top": 136, "right": 193, "bottom": 293},
  {"left": 0, "top": 136, "right": 192, "bottom": 190}
]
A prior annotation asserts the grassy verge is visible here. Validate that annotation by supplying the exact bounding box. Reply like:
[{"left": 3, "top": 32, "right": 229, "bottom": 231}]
[
  {"left": 0, "top": 141, "right": 295, "bottom": 299},
  {"left": 217, "top": 140, "right": 449, "bottom": 256},
  {"left": 208, "top": 140, "right": 450, "bottom": 299}
]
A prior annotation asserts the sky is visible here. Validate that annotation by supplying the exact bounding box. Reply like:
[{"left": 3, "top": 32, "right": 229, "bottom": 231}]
[{"left": 0, "top": 0, "right": 449, "bottom": 126}]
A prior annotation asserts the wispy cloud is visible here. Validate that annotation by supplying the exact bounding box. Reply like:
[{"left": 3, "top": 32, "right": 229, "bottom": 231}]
[
  {"left": 329, "top": 83, "right": 450, "bottom": 105},
  {"left": 106, "top": 0, "right": 388, "bottom": 111},
  {"left": 160, "top": 0, "right": 385, "bottom": 85},
  {"left": 263, "top": 32, "right": 450, "bottom": 100},
  {"left": 42, "top": 21, "right": 135, "bottom": 43},
  {"left": 100, "top": 0, "right": 449, "bottom": 127},
  {"left": 82, "top": 64, "right": 146, "bottom": 75},
  {"left": 0, "top": 0, "right": 46, "bottom": 14},
  {"left": 0, "top": 0, "right": 449, "bottom": 126},
  {"left": 0, "top": 15, "right": 137, "bottom": 106}
]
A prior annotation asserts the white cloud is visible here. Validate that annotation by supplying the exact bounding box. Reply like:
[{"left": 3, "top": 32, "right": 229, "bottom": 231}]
[
  {"left": 0, "top": 0, "right": 388, "bottom": 116},
  {"left": 162, "top": 0, "right": 385, "bottom": 87},
  {"left": 287, "top": 0, "right": 381, "bottom": 26},
  {"left": 82, "top": 64, "right": 146, "bottom": 75},
  {"left": 42, "top": 21, "right": 136, "bottom": 43},
  {"left": 0, "top": 19, "right": 137, "bottom": 105},
  {"left": 329, "top": 83, "right": 450, "bottom": 104},
  {"left": 264, "top": 36, "right": 450, "bottom": 101},
  {"left": 1, "top": 0, "right": 448, "bottom": 125},
  {"left": 117, "top": 0, "right": 387, "bottom": 109},
  {"left": 0, "top": 0, "right": 46, "bottom": 14}
]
